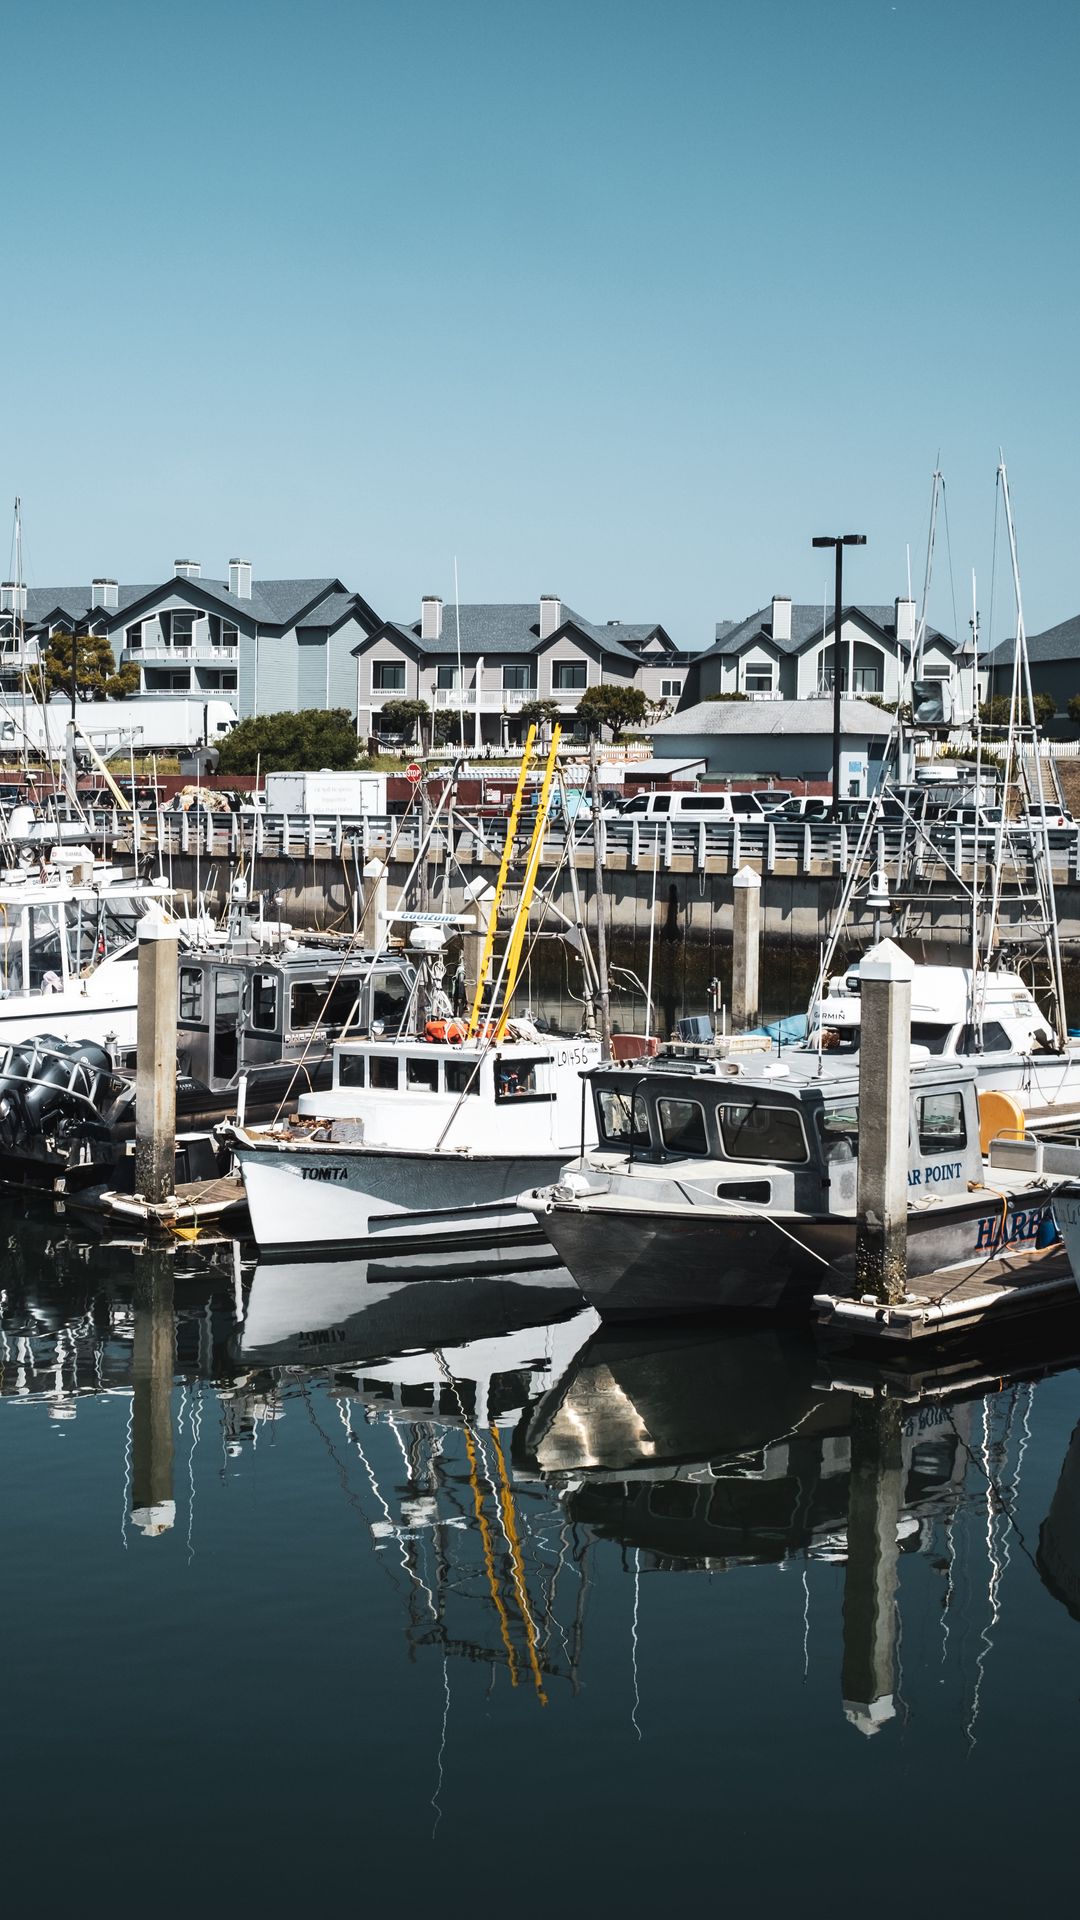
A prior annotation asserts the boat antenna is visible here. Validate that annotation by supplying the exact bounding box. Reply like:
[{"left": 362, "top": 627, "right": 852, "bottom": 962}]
[
  {"left": 453, "top": 558, "right": 465, "bottom": 753},
  {"left": 914, "top": 464, "right": 942, "bottom": 681}
]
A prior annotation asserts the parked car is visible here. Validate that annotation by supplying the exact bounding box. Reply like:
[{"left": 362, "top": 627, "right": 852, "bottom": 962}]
[
  {"left": 753, "top": 788, "right": 793, "bottom": 812},
  {"left": 1025, "top": 804, "right": 1077, "bottom": 841},
  {"left": 609, "top": 791, "right": 767, "bottom": 824}
]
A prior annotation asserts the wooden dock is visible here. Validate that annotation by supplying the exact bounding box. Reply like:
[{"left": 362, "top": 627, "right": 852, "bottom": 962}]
[
  {"left": 66, "top": 1173, "right": 248, "bottom": 1237},
  {"left": 814, "top": 1243, "right": 1077, "bottom": 1342}
]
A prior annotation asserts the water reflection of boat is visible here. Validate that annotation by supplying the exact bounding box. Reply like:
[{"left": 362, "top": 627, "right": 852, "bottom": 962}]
[
  {"left": 1038, "top": 1418, "right": 1080, "bottom": 1622},
  {"left": 239, "top": 1240, "right": 589, "bottom": 1388}
]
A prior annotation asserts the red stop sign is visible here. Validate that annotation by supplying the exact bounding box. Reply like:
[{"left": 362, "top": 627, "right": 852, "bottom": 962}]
[{"left": 406, "top": 762, "right": 423, "bottom": 783}]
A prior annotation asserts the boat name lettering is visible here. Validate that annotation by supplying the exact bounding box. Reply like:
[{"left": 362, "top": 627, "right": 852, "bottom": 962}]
[
  {"left": 974, "top": 1204, "right": 1048, "bottom": 1252},
  {"left": 300, "top": 1165, "right": 348, "bottom": 1182},
  {"left": 908, "top": 1160, "right": 963, "bottom": 1187}
]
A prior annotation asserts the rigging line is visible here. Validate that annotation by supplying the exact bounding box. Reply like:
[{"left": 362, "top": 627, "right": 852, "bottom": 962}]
[
  {"left": 630, "top": 1547, "right": 643, "bottom": 1740},
  {"left": 801, "top": 1568, "right": 811, "bottom": 1680},
  {"left": 294, "top": 1382, "right": 407, "bottom": 1599},
  {"left": 940, "top": 1498, "right": 958, "bottom": 1667},
  {"left": 186, "top": 1385, "right": 203, "bottom": 1566},
  {"left": 939, "top": 1403, "right": 1039, "bottom": 1574},
  {"left": 430, "top": 1652, "right": 451, "bottom": 1840},
  {"left": 120, "top": 1390, "right": 133, "bottom": 1551}
]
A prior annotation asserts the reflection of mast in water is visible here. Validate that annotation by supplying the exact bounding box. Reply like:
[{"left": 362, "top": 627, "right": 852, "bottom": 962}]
[{"left": 130, "top": 1251, "right": 175, "bottom": 1539}]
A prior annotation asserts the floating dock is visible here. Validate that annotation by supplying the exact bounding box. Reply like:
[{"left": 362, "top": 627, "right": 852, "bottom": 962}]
[{"left": 814, "top": 1243, "right": 1076, "bottom": 1342}]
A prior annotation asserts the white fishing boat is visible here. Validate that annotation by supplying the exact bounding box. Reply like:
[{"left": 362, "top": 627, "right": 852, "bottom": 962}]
[
  {"left": 0, "top": 848, "right": 177, "bottom": 1049},
  {"left": 230, "top": 1024, "right": 601, "bottom": 1252},
  {"left": 228, "top": 722, "right": 609, "bottom": 1253},
  {"left": 523, "top": 1045, "right": 1056, "bottom": 1319}
]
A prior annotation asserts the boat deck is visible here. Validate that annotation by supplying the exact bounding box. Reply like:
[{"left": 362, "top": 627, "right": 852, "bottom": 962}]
[{"left": 814, "top": 1243, "right": 1076, "bottom": 1342}]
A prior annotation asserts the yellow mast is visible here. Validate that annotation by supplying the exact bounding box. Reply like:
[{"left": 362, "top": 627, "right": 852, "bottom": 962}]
[
  {"left": 465, "top": 725, "right": 536, "bottom": 1038},
  {"left": 493, "top": 725, "right": 561, "bottom": 1041}
]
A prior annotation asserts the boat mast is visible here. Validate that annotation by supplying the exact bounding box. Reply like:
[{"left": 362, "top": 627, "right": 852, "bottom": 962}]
[
  {"left": 994, "top": 456, "right": 1068, "bottom": 1047},
  {"left": 588, "top": 734, "right": 613, "bottom": 1059}
]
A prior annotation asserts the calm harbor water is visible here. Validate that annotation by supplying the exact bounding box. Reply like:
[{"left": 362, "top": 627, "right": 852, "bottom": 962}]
[{"left": 4, "top": 1205, "right": 1080, "bottom": 1913}]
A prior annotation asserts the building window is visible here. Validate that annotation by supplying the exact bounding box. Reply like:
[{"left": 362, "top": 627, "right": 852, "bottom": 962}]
[
  {"left": 553, "top": 660, "right": 587, "bottom": 691},
  {"left": 168, "top": 612, "right": 194, "bottom": 648},
  {"left": 125, "top": 622, "right": 143, "bottom": 651},
  {"left": 214, "top": 620, "right": 238, "bottom": 650},
  {"left": 851, "top": 667, "right": 881, "bottom": 693},
  {"left": 436, "top": 664, "right": 461, "bottom": 689},
  {"left": 744, "top": 665, "right": 774, "bottom": 693},
  {"left": 503, "top": 663, "right": 535, "bottom": 690},
  {"left": 660, "top": 678, "right": 682, "bottom": 698},
  {"left": 373, "top": 660, "right": 406, "bottom": 691},
  {"left": 146, "top": 669, "right": 191, "bottom": 692}
]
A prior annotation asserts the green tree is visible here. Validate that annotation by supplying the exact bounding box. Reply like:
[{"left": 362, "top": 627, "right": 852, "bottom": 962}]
[
  {"left": 704, "top": 691, "right": 748, "bottom": 703},
  {"left": 575, "top": 683, "right": 650, "bottom": 741},
  {"left": 38, "top": 629, "right": 120, "bottom": 700},
  {"left": 104, "top": 662, "right": 141, "bottom": 699},
  {"left": 518, "top": 698, "right": 561, "bottom": 731},
  {"left": 1068, "top": 695, "right": 1080, "bottom": 724},
  {"left": 981, "top": 692, "right": 1056, "bottom": 731},
  {"left": 377, "top": 697, "right": 430, "bottom": 747},
  {"left": 217, "top": 708, "right": 360, "bottom": 774}
]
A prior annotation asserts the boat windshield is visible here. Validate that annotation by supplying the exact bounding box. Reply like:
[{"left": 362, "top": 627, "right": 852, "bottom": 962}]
[
  {"left": 911, "top": 1022, "right": 952, "bottom": 1055},
  {"left": 718, "top": 1102, "right": 809, "bottom": 1164},
  {"left": 596, "top": 1087, "right": 650, "bottom": 1148}
]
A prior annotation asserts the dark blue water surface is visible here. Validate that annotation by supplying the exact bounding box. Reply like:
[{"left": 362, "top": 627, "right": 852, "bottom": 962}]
[{"left": 3, "top": 1205, "right": 1080, "bottom": 1916}]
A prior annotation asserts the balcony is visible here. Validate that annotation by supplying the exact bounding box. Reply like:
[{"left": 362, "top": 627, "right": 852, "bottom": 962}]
[{"left": 431, "top": 686, "right": 542, "bottom": 712}]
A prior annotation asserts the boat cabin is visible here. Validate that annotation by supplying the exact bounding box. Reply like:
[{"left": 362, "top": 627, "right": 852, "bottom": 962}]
[
  {"left": 293, "top": 1033, "right": 601, "bottom": 1151},
  {"left": 0, "top": 859, "right": 166, "bottom": 997},
  {"left": 809, "top": 962, "right": 1056, "bottom": 1060},
  {"left": 177, "top": 945, "right": 415, "bottom": 1091},
  {"left": 579, "top": 1053, "right": 985, "bottom": 1215}
]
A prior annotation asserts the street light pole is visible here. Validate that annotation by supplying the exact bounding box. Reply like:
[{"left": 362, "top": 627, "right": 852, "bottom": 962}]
[{"left": 812, "top": 533, "right": 866, "bottom": 815}]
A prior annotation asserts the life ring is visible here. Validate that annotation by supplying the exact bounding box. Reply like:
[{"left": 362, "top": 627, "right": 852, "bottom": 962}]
[{"left": 424, "top": 1019, "right": 495, "bottom": 1044}]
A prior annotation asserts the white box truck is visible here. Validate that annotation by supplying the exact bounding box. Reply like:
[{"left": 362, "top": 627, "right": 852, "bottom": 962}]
[
  {"left": 0, "top": 698, "right": 237, "bottom": 759},
  {"left": 263, "top": 771, "right": 388, "bottom": 814}
]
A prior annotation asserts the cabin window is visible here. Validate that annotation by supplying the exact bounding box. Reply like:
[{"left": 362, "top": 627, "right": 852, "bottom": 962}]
[
  {"left": 369, "top": 1057, "right": 399, "bottom": 1090},
  {"left": 720, "top": 1103, "right": 808, "bottom": 1164},
  {"left": 911, "top": 1022, "right": 951, "bottom": 1055},
  {"left": 338, "top": 1054, "right": 365, "bottom": 1087},
  {"left": 251, "top": 972, "right": 278, "bottom": 1032},
  {"left": 918, "top": 1090, "right": 966, "bottom": 1154},
  {"left": 956, "top": 1021, "right": 1011, "bottom": 1055},
  {"left": 407, "top": 1057, "right": 440, "bottom": 1092},
  {"left": 820, "top": 1103, "right": 859, "bottom": 1150},
  {"left": 658, "top": 1097, "right": 710, "bottom": 1156},
  {"left": 445, "top": 1060, "right": 481, "bottom": 1096},
  {"left": 290, "top": 978, "right": 361, "bottom": 1032},
  {"left": 597, "top": 1088, "right": 651, "bottom": 1147},
  {"left": 370, "top": 969, "right": 409, "bottom": 1032},
  {"left": 494, "top": 1057, "right": 548, "bottom": 1102},
  {"left": 179, "top": 966, "right": 204, "bottom": 1022}
]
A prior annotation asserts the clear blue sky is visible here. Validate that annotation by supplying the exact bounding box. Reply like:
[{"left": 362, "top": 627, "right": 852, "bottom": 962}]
[{"left": 3, "top": 0, "right": 1077, "bottom": 649}]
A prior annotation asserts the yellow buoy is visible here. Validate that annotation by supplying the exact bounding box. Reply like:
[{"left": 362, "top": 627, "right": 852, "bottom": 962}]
[{"left": 977, "top": 1087, "right": 1025, "bottom": 1156}]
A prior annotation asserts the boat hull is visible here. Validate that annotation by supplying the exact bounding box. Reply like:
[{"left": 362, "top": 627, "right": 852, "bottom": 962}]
[
  {"left": 1051, "top": 1184, "right": 1080, "bottom": 1298},
  {"left": 236, "top": 1143, "right": 574, "bottom": 1252},
  {"left": 537, "top": 1189, "right": 1057, "bottom": 1319}
]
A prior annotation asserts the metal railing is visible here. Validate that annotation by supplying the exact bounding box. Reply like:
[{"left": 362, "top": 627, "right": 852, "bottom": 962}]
[{"left": 78, "top": 806, "right": 1080, "bottom": 886}]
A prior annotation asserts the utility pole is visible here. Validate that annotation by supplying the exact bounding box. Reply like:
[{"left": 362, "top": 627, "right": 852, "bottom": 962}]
[{"left": 812, "top": 533, "right": 867, "bottom": 816}]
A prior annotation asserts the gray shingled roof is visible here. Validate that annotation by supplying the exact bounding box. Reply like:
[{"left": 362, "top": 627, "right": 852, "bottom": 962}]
[
  {"left": 359, "top": 604, "right": 649, "bottom": 664},
  {"left": 651, "top": 697, "right": 894, "bottom": 738},
  {"left": 983, "top": 614, "right": 1080, "bottom": 666},
  {"left": 17, "top": 575, "right": 360, "bottom": 632},
  {"left": 700, "top": 603, "right": 956, "bottom": 661}
]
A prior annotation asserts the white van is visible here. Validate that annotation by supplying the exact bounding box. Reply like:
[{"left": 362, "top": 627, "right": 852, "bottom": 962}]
[{"left": 610, "top": 791, "right": 767, "bottom": 823}]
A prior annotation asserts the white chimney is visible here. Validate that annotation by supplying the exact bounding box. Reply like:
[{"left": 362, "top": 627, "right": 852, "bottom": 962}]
[
  {"left": 421, "top": 595, "right": 443, "bottom": 641},
  {"left": 229, "top": 558, "right": 253, "bottom": 600},
  {"left": 1, "top": 581, "right": 26, "bottom": 613},
  {"left": 539, "top": 594, "right": 562, "bottom": 640},
  {"left": 92, "top": 578, "right": 119, "bottom": 611},
  {"left": 895, "top": 598, "right": 916, "bottom": 649},
  {"left": 175, "top": 558, "right": 201, "bottom": 579},
  {"left": 771, "top": 596, "right": 792, "bottom": 644}
]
